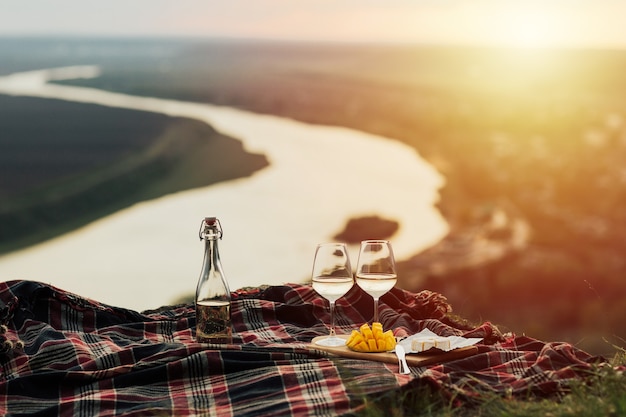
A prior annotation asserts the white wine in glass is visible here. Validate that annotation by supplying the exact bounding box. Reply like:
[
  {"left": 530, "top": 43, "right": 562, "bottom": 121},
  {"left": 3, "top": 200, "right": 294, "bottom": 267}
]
[
  {"left": 311, "top": 243, "right": 354, "bottom": 347},
  {"left": 355, "top": 240, "right": 397, "bottom": 323}
]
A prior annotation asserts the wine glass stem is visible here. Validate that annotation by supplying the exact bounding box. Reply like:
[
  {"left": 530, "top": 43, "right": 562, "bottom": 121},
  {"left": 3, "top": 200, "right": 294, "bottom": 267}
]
[
  {"left": 329, "top": 301, "right": 336, "bottom": 336},
  {"left": 373, "top": 297, "right": 379, "bottom": 323}
]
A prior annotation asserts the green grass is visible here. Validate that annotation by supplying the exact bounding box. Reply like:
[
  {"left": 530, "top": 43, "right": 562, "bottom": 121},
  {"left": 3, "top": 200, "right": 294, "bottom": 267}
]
[{"left": 348, "top": 349, "right": 625, "bottom": 416}]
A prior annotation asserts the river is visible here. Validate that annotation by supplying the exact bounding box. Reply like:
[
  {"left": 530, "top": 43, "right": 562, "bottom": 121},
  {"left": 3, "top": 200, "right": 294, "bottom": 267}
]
[{"left": 0, "top": 66, "right": 448, "bottom": 311}]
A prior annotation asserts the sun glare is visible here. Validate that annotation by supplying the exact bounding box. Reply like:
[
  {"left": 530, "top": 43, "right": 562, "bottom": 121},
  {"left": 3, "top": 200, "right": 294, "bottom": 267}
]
[
  {"left": 497, "top": 5, "right": 565, "bottom": 48},
  {"left": 509, "top": 13, "right": 554, "bottom": 47}
]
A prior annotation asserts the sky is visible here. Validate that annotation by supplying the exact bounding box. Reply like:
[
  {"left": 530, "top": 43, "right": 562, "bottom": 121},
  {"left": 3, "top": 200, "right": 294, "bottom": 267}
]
[{"left": 2, "top": 0, "right": 626, "bottom": 49}]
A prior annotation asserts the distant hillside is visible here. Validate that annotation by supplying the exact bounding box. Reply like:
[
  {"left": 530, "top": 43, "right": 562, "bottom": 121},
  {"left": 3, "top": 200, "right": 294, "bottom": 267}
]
[{"left": 0, "top": 94, "right": 268, "bottom": 253}]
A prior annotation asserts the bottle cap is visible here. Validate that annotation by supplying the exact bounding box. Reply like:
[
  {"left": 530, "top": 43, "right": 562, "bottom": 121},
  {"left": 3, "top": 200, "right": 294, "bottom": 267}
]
[{"left": 199, "top": 217, "right": 223, "bottom": 240}]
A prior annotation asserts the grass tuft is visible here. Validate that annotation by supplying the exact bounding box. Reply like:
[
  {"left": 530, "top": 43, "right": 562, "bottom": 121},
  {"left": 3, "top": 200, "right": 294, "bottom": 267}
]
[{"left": 348, "top": 347, "right": 625, "bottom": 417}]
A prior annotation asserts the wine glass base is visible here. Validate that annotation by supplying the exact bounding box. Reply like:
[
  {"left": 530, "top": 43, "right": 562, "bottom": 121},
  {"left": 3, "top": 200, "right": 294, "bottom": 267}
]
[{"left": 314, "top": 336, "right": 347, "bottom": 347}]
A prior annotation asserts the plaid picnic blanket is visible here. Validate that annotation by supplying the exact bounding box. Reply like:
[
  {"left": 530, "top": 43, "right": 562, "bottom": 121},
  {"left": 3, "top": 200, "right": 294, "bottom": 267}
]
[{"left": 0, "top": 279, "right": 606, "bottom": 416}]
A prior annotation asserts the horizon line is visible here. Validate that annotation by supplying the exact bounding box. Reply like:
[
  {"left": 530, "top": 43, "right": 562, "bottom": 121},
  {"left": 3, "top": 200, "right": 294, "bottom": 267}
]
[{"left": 2, "top": 33, "right": 626, "bottom": 52}]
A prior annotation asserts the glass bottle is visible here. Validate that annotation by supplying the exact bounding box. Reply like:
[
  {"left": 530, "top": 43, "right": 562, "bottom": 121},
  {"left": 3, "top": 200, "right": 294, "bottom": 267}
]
[{"left": 195, "top": 217, "right": 232, "bottom": 344}]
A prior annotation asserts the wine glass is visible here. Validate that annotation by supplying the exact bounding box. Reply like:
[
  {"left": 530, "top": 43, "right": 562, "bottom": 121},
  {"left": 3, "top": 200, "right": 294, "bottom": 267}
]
[
  {"left": 311, "top": 243, "right": 354, "bottom": 347},
  {"left": 355, "top": 240, "right": 397, "bottom": 323}
]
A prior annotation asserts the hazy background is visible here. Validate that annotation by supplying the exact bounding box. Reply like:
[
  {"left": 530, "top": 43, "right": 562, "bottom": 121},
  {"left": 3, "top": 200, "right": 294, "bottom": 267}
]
[
  {"left": 3, "top": 0, "right": 626, "bottom": 49},
  {"left": 1, "top": 1, "right": 626, "bottom": 356}
]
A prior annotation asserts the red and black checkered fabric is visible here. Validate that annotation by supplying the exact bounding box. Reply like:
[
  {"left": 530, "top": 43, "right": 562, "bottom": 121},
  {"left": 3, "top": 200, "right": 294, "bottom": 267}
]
[{"left": 0, "top": 280, "right": 607, "bottom": 416}]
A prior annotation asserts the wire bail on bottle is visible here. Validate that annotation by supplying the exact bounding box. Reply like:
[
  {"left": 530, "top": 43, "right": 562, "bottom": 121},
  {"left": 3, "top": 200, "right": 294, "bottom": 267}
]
[{"left": 199, "top": 217, "right": 223, "bottom": 241}]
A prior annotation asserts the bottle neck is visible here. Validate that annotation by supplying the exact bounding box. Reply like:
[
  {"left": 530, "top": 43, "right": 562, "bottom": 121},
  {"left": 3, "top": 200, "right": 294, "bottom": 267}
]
[
  {"left": 200, "top": 222, "right": 222, "bottom": 266},
  {"left": 204, "top": 235, "right": 220, "bottom": 265},
  {"left": 196, "top": 232, "right": 230, "bottom": 299}
]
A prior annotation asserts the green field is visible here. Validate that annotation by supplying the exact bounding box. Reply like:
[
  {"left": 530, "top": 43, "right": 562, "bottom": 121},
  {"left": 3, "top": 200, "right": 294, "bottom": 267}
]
[
  {"left": 0, "top": 94, "right": 268, "bottom": 252},
  {"left": 1, "top": 37, "right": 625, "bottom": 357}
]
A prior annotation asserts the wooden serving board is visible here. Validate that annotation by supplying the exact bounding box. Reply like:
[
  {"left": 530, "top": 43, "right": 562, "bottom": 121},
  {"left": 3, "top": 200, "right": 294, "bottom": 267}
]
[{"left": 310, "top": 335, "right": 478, "bottom": 367}]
